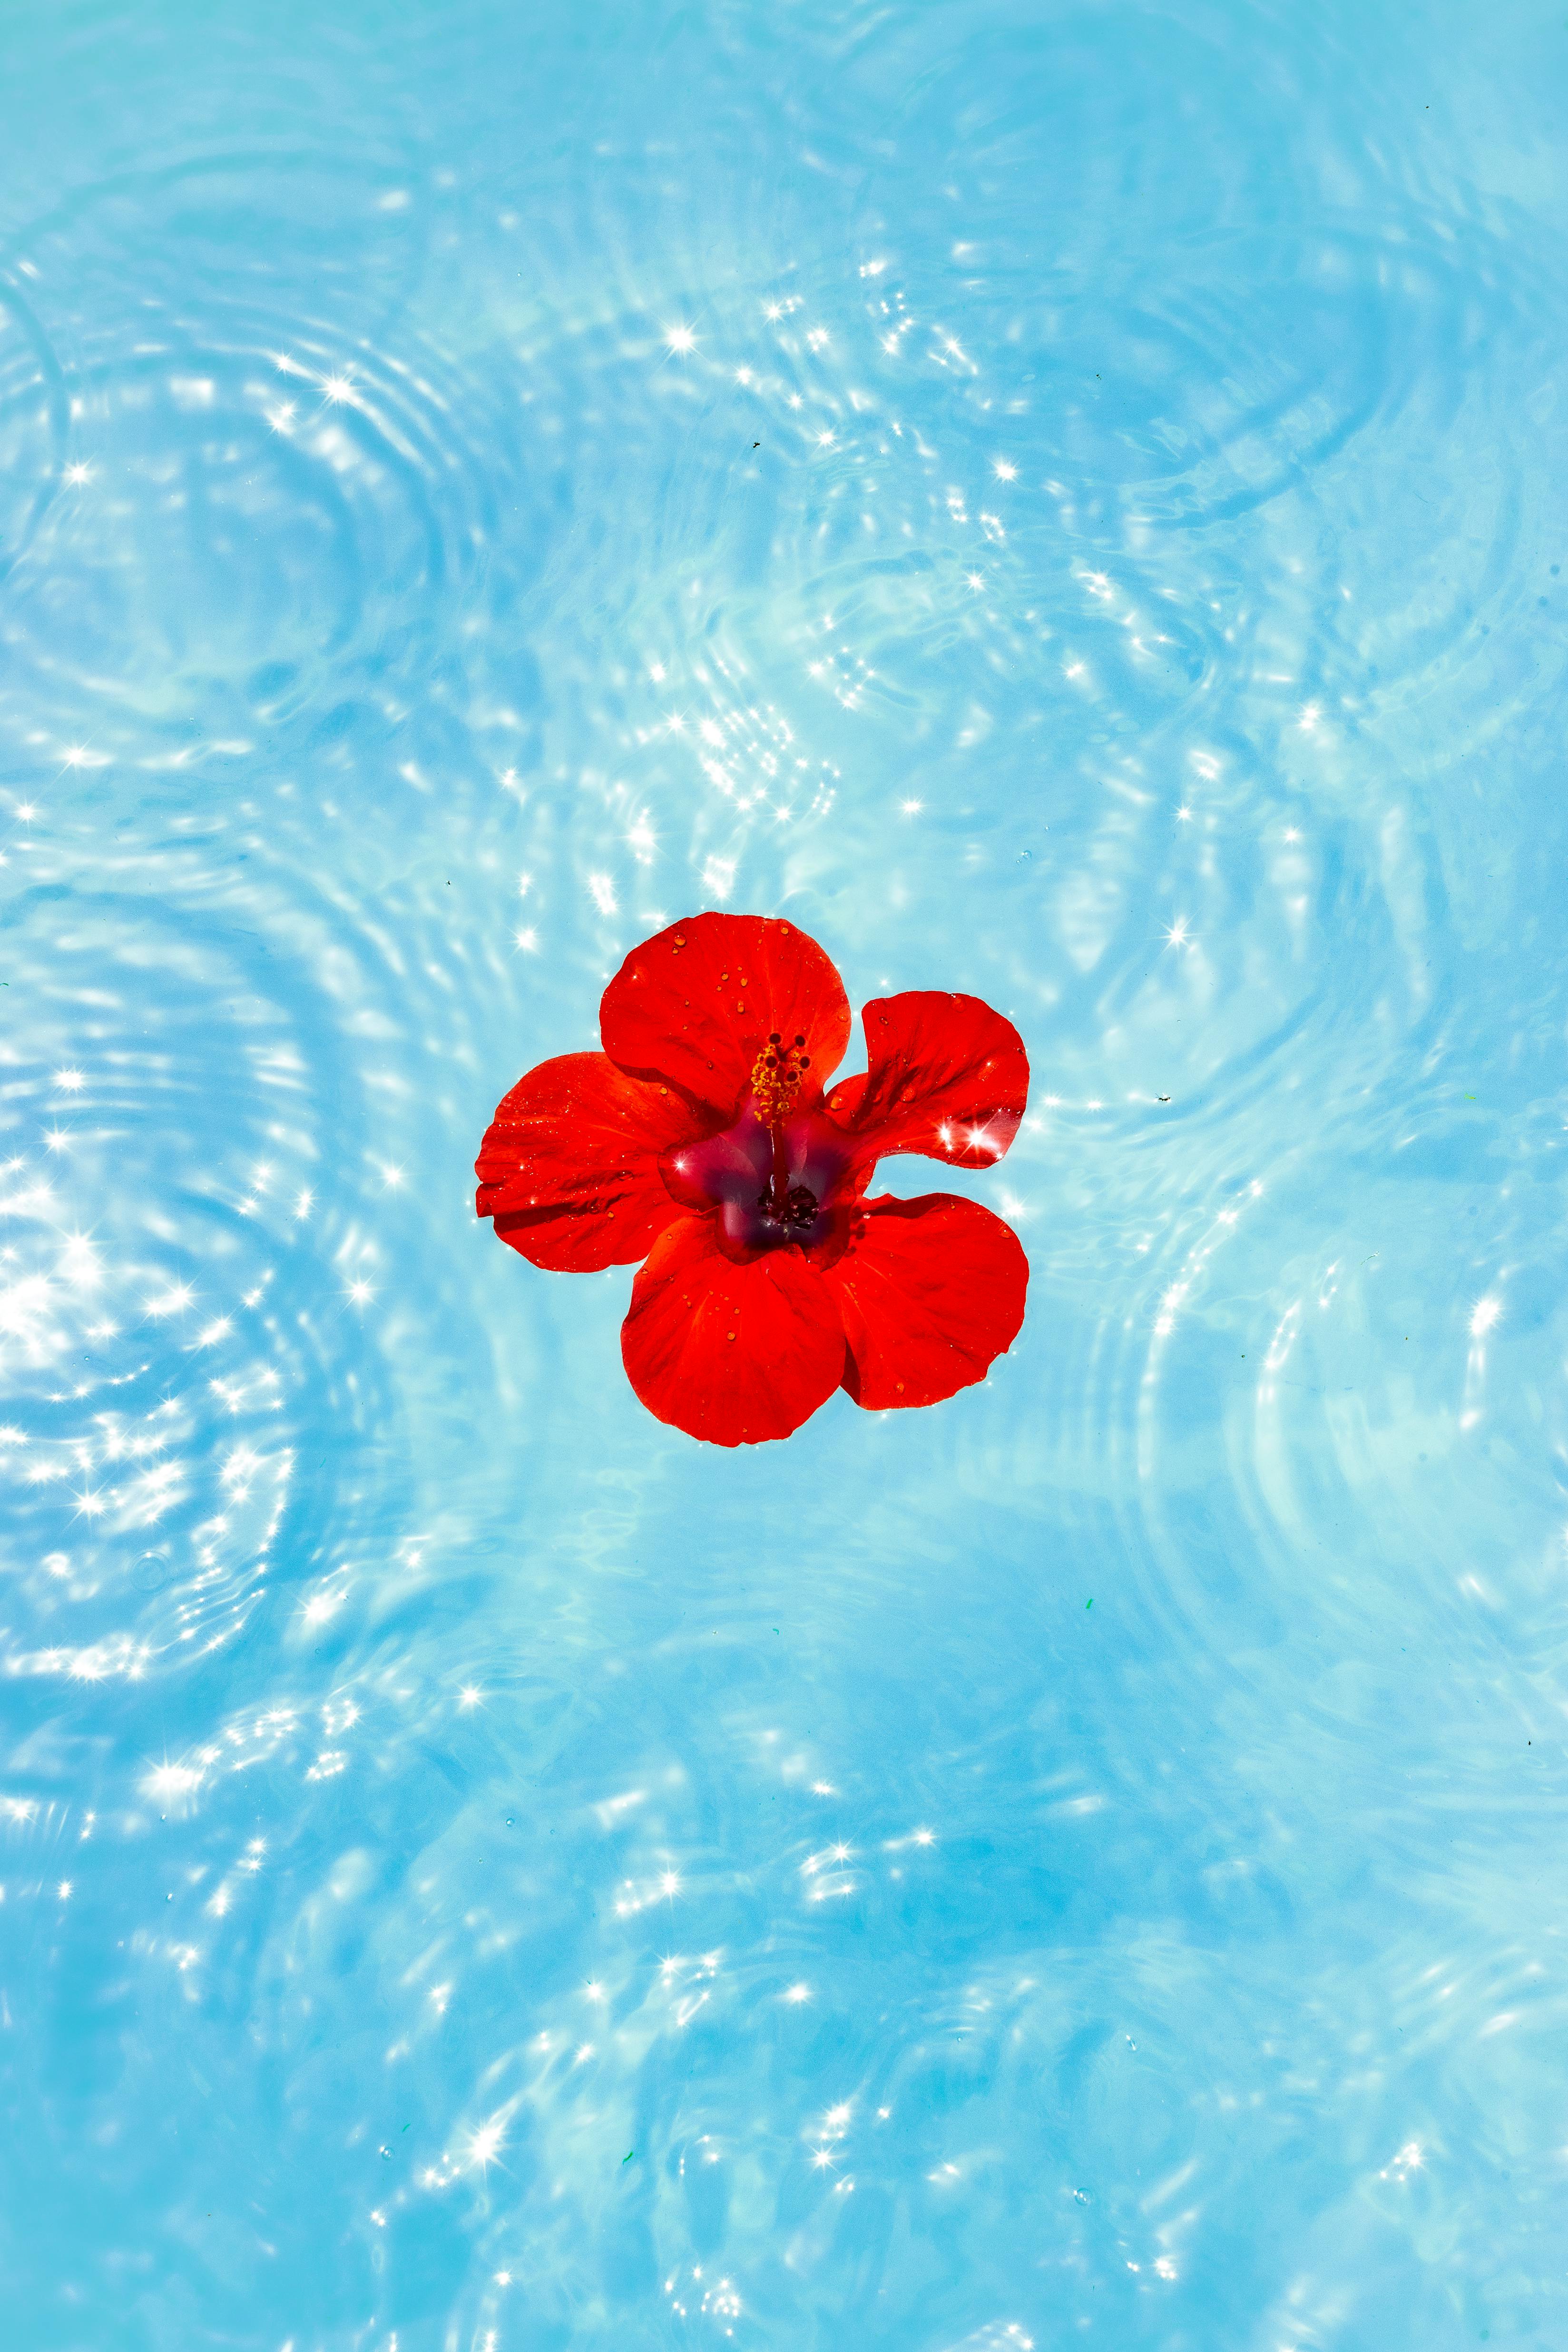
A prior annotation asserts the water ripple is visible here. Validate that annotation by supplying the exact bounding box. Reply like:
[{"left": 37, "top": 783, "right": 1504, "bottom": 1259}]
[{"left": 5, "top": 2, "right": 1568, "bottom": 2346}]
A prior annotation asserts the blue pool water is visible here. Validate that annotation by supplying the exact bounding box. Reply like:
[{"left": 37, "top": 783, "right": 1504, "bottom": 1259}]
[{"left": 3, "top": 3, "right": 1567, "bottom": 2343}]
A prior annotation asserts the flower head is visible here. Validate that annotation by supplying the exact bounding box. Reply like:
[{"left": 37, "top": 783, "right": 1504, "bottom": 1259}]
[{"left": 476, "top": 914, "right": 1029, "bottom": 1445}]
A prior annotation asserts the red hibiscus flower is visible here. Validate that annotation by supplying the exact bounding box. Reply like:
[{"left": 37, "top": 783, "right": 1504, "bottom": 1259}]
[{"left": 475, "top": 914, "right": 1029, "bottom": 1446}]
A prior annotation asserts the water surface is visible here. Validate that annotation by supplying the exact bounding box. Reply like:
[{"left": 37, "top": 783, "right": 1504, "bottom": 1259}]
[{"left": 3, "top": 3, "right": 1568, "bottom": 2345}]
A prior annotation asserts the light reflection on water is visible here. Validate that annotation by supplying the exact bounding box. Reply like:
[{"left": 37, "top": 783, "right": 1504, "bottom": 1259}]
[{"left": 3, "top": 1, "right": 1568, "bottom": 2344}]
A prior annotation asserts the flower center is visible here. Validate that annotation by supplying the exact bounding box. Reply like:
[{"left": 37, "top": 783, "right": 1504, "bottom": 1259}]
[
  {"left": 659, "top": 1051, "right": 858, "bottom": 1261},
  {"left": 766, "top": 1180, "right": 821, "bottom": 1230}
]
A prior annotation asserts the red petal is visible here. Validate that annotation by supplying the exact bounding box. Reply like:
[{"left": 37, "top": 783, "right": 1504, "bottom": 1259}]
[
  {"left": 621, "top": 1213, "right": 847, "bottom": 1446},
  {"left": 825, "top": 993, "right": 1029, "bottom": 1172},
  {"left": 599, "top": 913, "right": 851, "bottom": 1124},
  {"left": 824, "top": 1193, "right": 1028, "bottom": 1410},
  {"left": 475, "top": 1052, "right": 696, "bottom": 1272}
]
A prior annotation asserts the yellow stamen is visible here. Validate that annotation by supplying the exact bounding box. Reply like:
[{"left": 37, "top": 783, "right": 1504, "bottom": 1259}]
[{"left": 750, "top": 1034, "right": 812, "bottom": 1125}]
